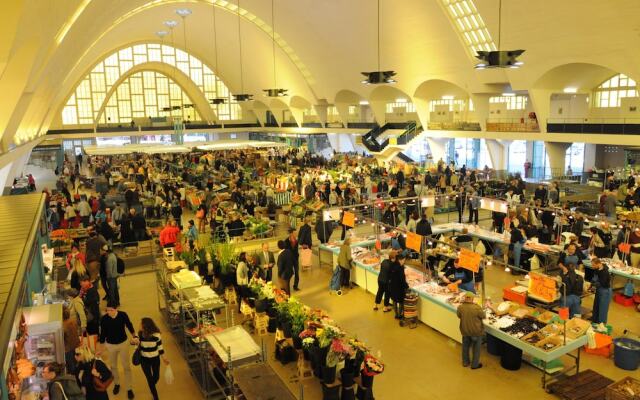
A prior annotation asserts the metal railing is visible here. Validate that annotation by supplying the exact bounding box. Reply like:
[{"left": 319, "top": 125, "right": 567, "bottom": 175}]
[
  {"left": 427, "top": 121, "right": 481, "bottom": 131},
  {"left": 486, "top": 118, "right": 540, "bottom": 132},
  {"left": 547, "top": 118, "right": 640, "bottom": 134}
]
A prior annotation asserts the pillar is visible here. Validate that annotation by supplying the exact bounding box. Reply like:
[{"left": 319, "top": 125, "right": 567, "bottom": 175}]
[
  {"left": 471, "top": 94, "right": 491, "bottom": 131},
  {"left": 369, "top": 100, "right": 387, "bottom": 125},
  {"left": 528, "top": 89, "right": 553, "bottom": 133},
  {"left": 485, "top": 139, "right": 507, "bottom": 170},
  {"left": 314, "top": 104, "right": 328, "bottom": 127},
  {"left": 544, "top": 141, "right": 571, "bottom": 177},
  {"left": 426, "top": 137, "right": 449, "bottom": 165},
  {"left": 335, "top": 103, "right": 350, "bottom": 126}
]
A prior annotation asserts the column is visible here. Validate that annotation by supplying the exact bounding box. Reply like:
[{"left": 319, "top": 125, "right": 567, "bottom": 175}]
[
  {"left": 544, "top": 141, "right": 571, "bottom": 177},
  {"left": 368, "top": 100, "right": 387, "bottom": 125},
  {"left": 470, "top": 94, "right": 491, "bottom": 131},
  {"left": 484, "top": 139, "right": 509, "bottom": 171},
  {"left": 314, "top": 104, "right": 328, "bottom": 127},
  {"left": 426, "top": 137, "right": 449, "bottom": 165},
  {"left": 528, "top": 89, "right": 553, "bottom": 133}
]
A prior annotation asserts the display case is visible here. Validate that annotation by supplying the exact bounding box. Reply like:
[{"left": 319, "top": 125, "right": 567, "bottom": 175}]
[{"left": 16, "top": 304, "right": 64, "bottom": 399}]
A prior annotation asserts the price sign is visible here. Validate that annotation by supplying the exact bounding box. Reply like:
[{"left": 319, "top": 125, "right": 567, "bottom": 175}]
[
  {"left": 458, "top": 248, "right": 481, "bottom": 273},
  {"left": 528, "top": 272, "right": 557, "bottom": 303},
  {"left": 618, "top": 243, "right": 631, "bottom": 254},
  {"left": 406, "top": 232, "right": 422, "bottom": 252},
  {"left": 342, "top": 211, "right": 355, "bottom": 228}
]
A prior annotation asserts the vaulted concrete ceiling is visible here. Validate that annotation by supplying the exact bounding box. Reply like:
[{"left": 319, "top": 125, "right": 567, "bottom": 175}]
[{"left": 2, "top": 0, "right": 640, "bottom": 147}]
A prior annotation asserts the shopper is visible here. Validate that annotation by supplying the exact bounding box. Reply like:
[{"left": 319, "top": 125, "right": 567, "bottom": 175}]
[
  {"left": 79, "top": 276, "right": 100, "bottom": 335},
  {"left": 185, "top": 219, "right": 198, "bottom": 249},
  {"left": 68, "top": 257, "right": 88, "bottom": 292},
  {"left": 337, "top": 237, "right": 353, "bottom": 289},
  {"left": 130, "top": 208, "right": 147, "bottom": 242},
  {"left": 374, "top": 251, "right": 395, "bottom": 312},
  {"left": 285, "top": 228, "right": 300, "bottom": 291},
  {"left": 63, "top": 308, "right": 81, "bottom": 374},
  {"left": 629, "top": 228, "right": 640, "bottom": 268},
  {"left": 298, "top": 216, "right": 313, "bottom": 250},
  {"left": 74, "top": 346, "right": 112, "bottom": 400},
  {"left": 67, "top": 289, "right": 87, "bottom": 335},
  {"left": 276, "top": 240, "right": 294, "bottom": 294},
  {"left": 85, "top": 231, "right": 106, "bottom": 286},
  {"left": 66, "top": 244, "right": 86, "bottom": 271},
  {"left": 136, "top": 318, "right": 169, "bottom": 400},
  {"left": 457, "top": 292, "right": 485, "bottom": 369},
  {"left": 236, "top": 252, "right": 249, "bottom": 312},
  {"left": 256, "top": 242, "right": 275, "bottom": 282},
  {"left": 591, "top": 258, "right": 612, "bottom": 324},
  {"left": 102, "top": 245, "right": 120, "bottom": 307},
  {"left": 159, "top": 220, "right": 180, "bottom": 249},
  {"left": 559, "top": 263, "right": 583, "bottom": 318},
  {"left": 388, "top": 253, "right": 409, "bottom": 320},
  {"left": 43, "top": 361, "right": 85, "bottom": 400},
  {"left": 98, "top": 302, "right": 137, "bottom": 399}
]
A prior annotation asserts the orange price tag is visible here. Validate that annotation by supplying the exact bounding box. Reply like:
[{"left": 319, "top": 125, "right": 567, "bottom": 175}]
[
  {"left": 618, "top": 243, "right": 631, "bottom": 254},
  {"left": 342, "top": 211, "right": 355, "bottom": 228},
  {"left": 406, "top": 232, "right": 422, "bottom": 252},
  {"left": 528, "top": 272, "right": 557, "bottom": 303},
  {"left": 458, "top": 248, "right": 481, "bottom": 273}
]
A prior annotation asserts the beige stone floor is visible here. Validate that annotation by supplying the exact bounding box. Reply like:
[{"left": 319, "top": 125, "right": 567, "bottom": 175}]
[
  {"left": 28, "top": 162, "right": 638, "bottom": 399},
  {"left": 110, "top": 245, "right": 639, "bottom": 400}
]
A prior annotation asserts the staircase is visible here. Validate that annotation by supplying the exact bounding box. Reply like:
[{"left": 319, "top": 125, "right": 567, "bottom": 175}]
[
  {"left": 361, "top": 121, "right": 421, "bottom": 153},
  {"left": 395, "top": 152, "right": 415, "bottom": 163}
]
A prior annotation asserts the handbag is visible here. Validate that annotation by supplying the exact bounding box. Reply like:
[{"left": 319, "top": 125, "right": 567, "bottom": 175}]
[
  {"left": 92, "top": 360, "right": 114, "bottom": 392},
  {"left": 132, "top": 346, "right": 142, "bottom": 366}
]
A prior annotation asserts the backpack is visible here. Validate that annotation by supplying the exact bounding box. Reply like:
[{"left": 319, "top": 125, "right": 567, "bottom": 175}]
[
  {"left": 54, "top": 376, "right": 86, "bottom": 400},
  {"left": 116, "top": 256, "right": 125, "bottom": 275}
]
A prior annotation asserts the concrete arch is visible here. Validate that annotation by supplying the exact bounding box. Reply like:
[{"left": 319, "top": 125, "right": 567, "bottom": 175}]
[
  {"left": 529, "top": 62, "right": 620, "bottom": 133},
  {"left": 289, "top": 95, "right": 312, "bottom": 126},
  {"left": 413, "top": 79, "right": 471, "bottom": 129},
  {"left": 269, "top": 98, "right": 298, "bottom": 127},
  {"left": 250, "top": 100, "right": 271, "bottom": 127},
  {"left": 333, "top": 90, "right": 367, "bottom": 125},
  {"left": 368, "top": 86, "right": 416, "bottom": 125},
  {"left": 94, "top": 62, "right": 217, "bottom": 125}
]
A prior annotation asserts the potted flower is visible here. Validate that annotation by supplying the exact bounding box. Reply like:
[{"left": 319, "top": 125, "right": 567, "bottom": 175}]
[
  {"left": 275, "top": 299, "right": 294, "bottom": 337},
  {"left": 212, "top": 241, "right": 237, "bottom": 287},
  {"left": 361, "top": 354, "right": 384, "bottom": 388},
  {"left": 345, "top": 338, "right": 368, "bottom": 373},
  {"left": 301, "top": 334, "right": 316, "bottom": 361}
]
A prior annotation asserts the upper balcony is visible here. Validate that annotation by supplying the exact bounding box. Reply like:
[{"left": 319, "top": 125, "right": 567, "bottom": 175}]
[{"left": 547, "top": 118, "right": 640, "bottom": 134}]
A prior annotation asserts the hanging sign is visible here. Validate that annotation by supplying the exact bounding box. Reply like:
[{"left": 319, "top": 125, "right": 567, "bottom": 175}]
[
  {"left": 420, "top": 196, "right": 435, "bottom": 207},
  {"left": 618, "top": 243, "right": 631, "bottom": 254},
  {"left": 406, "top": 232, "right": 422, "bottom": 252},
  {"left": 480, "top": 198, "right": 509, "bottom": 213},
  {"left": 458, "top": 248, "right": 481, "bottom": 273},
  {"left": 342, "top": 211, "right": 355, "bottom": 228},
  {"left": 528, "top": 272, "right": 557, "bottom": 303}
]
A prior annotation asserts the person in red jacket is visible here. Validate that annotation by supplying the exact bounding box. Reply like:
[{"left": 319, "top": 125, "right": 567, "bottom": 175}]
[
  {"left": 159, "top": 220, "right": 180, "bottom": 248},
  {"left": 65, "top": 244, "right": 86, "bottom": 270}
]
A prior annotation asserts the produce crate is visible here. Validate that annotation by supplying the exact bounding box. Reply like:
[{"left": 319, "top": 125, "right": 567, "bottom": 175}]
[
  {"left": 503, "top": 286, "right": 527, "bottom": 305},
  {"left": 585, "top": 333, "right": 613, "bottom": 358},
  {"left": 565, "top": 318, "right": 591, "bottom": 339},
  {"left": 606, "top": 376, "right": 640, "bottom": 400},
  {"left": 536, "top": 335, "right": 565, "bottom": 352},
  {"left": 614, "top": 293, "right": 636, "bottom": 307}
]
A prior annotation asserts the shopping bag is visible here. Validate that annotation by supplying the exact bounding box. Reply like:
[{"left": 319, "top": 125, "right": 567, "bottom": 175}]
[
  {"left": 300, "top": 248, "right": 313, "bottom": 267},
  {"left": 164, "top": 364, "right": 174, "bottom": 385},
  {"left": 80, "top": 334, "right": 99, "bottom": 352}
]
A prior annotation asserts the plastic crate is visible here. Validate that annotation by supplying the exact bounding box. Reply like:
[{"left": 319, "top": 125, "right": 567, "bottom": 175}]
[
  {"left": 614, "top": 293, "right": 635, "bottom": 307},
  {"left": 585, "top": 344, "right": 613, "bottom": 358}
]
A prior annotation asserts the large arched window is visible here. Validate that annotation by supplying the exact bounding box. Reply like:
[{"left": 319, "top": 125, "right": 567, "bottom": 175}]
[
  {"left": 61, "top": 43, "right": 240, "bottom": 125},
  {"left": 593, "top": 73, "right": 637, "bottom": 108},
  {"left": 102, "top": 71, "right": 201, "bottom": 124}
]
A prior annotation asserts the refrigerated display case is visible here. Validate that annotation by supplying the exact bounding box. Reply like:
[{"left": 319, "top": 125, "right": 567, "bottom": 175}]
[{"left": 19, "top": 304, "right": 64, "bottom": 399}]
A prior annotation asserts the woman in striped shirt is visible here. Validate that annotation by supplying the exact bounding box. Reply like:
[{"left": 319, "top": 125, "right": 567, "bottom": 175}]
[{"left": 136, "top": 318, "right": 169, "bottom": 400}]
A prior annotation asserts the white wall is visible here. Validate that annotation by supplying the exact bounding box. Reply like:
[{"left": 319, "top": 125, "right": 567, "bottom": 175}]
[
  {"left": 326, "top": 133, "right": 356, "bottom": 153},
  {"left": 549, "top": 94, "right": 589, "bottom": 120}
]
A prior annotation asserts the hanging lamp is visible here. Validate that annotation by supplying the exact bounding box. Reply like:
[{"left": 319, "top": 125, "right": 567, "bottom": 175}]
[
  {"left": 233, "top": 0, "right": 253, "bottom": 101},
  {"left": 209, "top": 3, "right": 226, "bottom": 105},
  {"left": 475, "top": 0, "right": 524, "bottom": 69},
  {"left": 361, "top": 0, "right": 396, "bottom": 84},
  {"left": 263, "top": 0, "right": 288, "bottom": 97}
]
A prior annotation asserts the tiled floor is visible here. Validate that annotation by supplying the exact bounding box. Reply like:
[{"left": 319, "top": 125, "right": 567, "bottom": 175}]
[
  {"left": 112, "top": 240, "right": 638, "bottom": 400},
  {"left": 25, "top": 162, "right": 638, "bottom": 399}
]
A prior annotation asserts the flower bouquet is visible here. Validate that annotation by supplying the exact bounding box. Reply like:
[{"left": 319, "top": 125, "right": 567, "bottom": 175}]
[
  {"left": 299, "top": 329, "right": 316, "bottom": 339},
  {"left": 316, "top": 325, "right": 342, "bottom": 348},
  {"left": 363, "top": 354, "right": 385, "bottom": 376}
]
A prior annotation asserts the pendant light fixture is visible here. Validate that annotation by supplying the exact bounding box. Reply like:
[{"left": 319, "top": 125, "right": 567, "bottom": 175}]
[
  {"left": 160, "top": 20, "right": 182, "bottom": 114},
  {"left": 209, "top": 3, "right": 226, "bottom": 105},
  {"left": 361, "top": 0, "right": 396, "bottom": 84},
  {"left": 233, "top": 0, "right": 253, "bottom": 101},
  {"left": 263, "top": 0, "right": 288, "bottom": 97},
  {"left": 475, "top": 0, "right": 524, "bottom": 69}
]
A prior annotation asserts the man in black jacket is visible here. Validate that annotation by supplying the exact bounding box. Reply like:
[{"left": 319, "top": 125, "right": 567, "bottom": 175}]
[
  {"left": 277, "top": 240, "right": 294, "bottom": 294},
  {"left": 298, "top": 217, "right": 313, "bottom": 249},
  {"left": 416, "top": 213, "right": 433, "bottom": 237},
  {"left": 130, "top": 208, "right": 147, "bottom": 241}
]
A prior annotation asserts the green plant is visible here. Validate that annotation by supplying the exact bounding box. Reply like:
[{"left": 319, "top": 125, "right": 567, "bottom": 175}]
[
  {"left": 180, "top": 250, "right": 196, "bottom": 267},
  {"left": 213, "top": 241, "right": 237, "bottom": 275}
]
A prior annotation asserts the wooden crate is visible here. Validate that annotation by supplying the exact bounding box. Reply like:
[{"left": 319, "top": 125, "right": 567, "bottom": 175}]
[
  {"left": 606, "top": 377, "right": 640, "bottom": 400},
  {"left": 548, "top": 369, "right": 614, "bottom": 400}
]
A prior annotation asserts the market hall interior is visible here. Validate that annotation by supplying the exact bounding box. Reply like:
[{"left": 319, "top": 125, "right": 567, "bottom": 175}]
[{"left": 1, "top": 1, "right": 640, "bottom": 400}]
